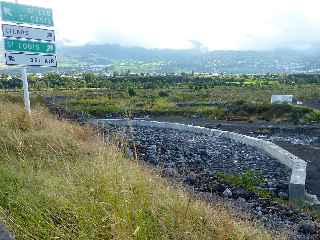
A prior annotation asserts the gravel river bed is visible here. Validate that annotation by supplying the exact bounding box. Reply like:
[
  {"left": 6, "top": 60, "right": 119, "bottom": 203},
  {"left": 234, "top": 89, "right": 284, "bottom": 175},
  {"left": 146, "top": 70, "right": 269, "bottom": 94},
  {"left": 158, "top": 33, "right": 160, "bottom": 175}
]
[{"left": 103, "top": 123, "right": 320, "bottom": 240}]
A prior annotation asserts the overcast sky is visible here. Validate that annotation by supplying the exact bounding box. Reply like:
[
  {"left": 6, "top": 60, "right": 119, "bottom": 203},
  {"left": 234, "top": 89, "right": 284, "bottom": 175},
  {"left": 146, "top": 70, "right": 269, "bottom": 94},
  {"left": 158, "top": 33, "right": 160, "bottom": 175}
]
[{"left": 14, "top": 0, "right": 320, "bottom": 50}]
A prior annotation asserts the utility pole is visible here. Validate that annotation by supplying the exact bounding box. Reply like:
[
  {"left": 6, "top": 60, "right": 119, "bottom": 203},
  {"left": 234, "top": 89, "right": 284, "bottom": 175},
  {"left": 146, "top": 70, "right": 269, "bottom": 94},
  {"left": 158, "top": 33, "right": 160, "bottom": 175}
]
[{"left": 15, "top": 0, "right": 31, "bottom": 114}]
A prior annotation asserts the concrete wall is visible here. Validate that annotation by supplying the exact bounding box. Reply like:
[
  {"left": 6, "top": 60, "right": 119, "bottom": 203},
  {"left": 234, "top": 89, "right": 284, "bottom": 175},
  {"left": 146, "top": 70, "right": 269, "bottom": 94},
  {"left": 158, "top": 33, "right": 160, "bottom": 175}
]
[{"left": 95, "top": 119, "right": 307, "bottom": 202}]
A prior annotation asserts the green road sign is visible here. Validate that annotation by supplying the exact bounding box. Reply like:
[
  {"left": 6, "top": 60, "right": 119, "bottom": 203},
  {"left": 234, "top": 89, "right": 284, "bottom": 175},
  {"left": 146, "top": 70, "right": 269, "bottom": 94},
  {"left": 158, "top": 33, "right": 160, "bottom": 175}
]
[
  {"left": 4, "top": 39, "right": 55, "bottom": 54},
  {"left": 1, "top": 2, "right": 54, "bottom": 26}
]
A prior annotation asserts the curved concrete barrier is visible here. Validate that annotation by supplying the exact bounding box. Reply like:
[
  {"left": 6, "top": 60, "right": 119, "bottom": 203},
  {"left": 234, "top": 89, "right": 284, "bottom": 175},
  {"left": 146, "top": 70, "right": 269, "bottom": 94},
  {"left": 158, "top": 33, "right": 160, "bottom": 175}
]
[{"left": 95, "top": 119, "right": 307, "bottom": 202}]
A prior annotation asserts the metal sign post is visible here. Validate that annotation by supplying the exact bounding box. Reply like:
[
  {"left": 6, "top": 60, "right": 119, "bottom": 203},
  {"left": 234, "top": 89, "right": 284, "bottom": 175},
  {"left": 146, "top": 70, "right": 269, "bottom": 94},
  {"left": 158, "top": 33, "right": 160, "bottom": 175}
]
[
  {"left": 22, "top": 66, "right": 31, "bottom": 114},
  {"left": 15, "top": 0, "right": 30, "bottom": 114},
  {"left": 7, "top": 0, "right": 28, "bottom": 114},
  {"left": 1, "top": 0, "right": 57, "bottom": 114}
]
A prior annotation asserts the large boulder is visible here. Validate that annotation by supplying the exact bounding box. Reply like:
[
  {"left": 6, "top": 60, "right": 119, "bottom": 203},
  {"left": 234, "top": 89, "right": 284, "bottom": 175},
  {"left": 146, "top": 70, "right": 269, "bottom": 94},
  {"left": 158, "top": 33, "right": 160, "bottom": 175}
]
[{"left": 0, "top": 224, "right": 14, "bottom": 240}]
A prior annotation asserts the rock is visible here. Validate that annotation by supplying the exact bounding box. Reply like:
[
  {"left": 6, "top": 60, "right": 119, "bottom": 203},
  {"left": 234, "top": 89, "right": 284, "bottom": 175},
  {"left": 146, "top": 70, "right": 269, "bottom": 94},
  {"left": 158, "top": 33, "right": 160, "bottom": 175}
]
[
  {"left": 0, "top": 224, "right": 14, "bottom": 240},
  {"left": 277, "top": 181, "right": 289, "bottom": 192},
  {"left": 161, "top": 168, "right": 178, "bottom": 178},
  {"left": 147, "top": 145, "right": 157, "bottom": 154},
  {"left": 236, "top": 197, "right": 247, "bottom": 208},
  {"left": 223, "top": 188, "right": 232, "bottom": 198},
  {"left": 268, "top": 188, "right": 277, "bottom": 194},
  {"left": 212, "top": 184, "right": 226, "bottom": 193},
  {"left": 127, "top": 148, "right": 134, "bottom": 158},
  {"left": 298, "top": 220, "right": 317, "bottom": 234},
  {"left": 106, "top": 124, "right": 300, "bottom": 235},
  {"left": 199, "top": 150, "right": 207, "bottom": 158},
  {"left": 311, "top": 137, "right": 320, "bottom": 145},
  {"left": 146, "top": 145, "right": 158, "bottom": 164},
  {"left": 192, "top": 113, "right": 200, "bottom": 119},
  {"left": 278, "top": 191, "right": 289, "bottom": 199},
  {"left": 183, "top": 175, "right": 197, "bottom": 186},
  {"left": 305, "top": 193, "right": 320, "bottom": 206},
  {"left": 267, "top": 182, "right": 273, "bottom": 188},
  {"left": 233, "top": 187, "right": 253, "bottom": 200}
]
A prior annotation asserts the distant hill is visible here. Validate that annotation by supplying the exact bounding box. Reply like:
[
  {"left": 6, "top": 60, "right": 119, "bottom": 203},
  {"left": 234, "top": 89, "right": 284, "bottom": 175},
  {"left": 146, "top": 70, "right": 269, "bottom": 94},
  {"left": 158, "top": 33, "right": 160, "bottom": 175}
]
[
  {"left": 3, "top": 43, "right": 320, "bottom": 74},
  {"left": 57, "top": 43, "right": 320, "bottom": 74}
]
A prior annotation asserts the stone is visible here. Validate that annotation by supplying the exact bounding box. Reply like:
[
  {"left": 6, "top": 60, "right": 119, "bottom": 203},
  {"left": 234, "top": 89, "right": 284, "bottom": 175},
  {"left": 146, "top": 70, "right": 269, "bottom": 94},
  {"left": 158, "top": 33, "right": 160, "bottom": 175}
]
[
  {"left": 223, "top": 188, "right": 232, "bottom": 198},
  {"left": 148, "top": 145, "right": 157, "bottom": 153},
  {"left": 305, "top": 193, "right": 320, "bottom": 206},
  {"left": 298, "top": 220, "right": 317, "bottom": 234},
  {"left": 213, "top": 184, "right": 226, "bottom": 193},
  {"left": 267, "top": 182, "right": 273, "bottom": 188},
  {"left": 236, "top": 197, "right": 247, "bottom": 208},
  {"left": 183, "top": 175, "right": 197, "bottom": 186},
  {"left": 161, "top": 168, "right": 178, "bottom": 178},
  {"left": 278, "top": 192, "right": 289, "bottom": 199},
  {"left": 0, "top": 224, "right": 14, "bottom": 240},
  {"left": 103, "top": 122, "right": 310, "bottom": 235},
  {"left": 233, "top": 187, "right": 253, "bottom": 200},
  {"left": 311, "top": 137, "right": 320, "bottom": 145},
  {"left": 127, "top": 149, "right": 134, "bottom": 158},
  {"left": 277, "top": 181, "right": 289, "bottom": 191}
]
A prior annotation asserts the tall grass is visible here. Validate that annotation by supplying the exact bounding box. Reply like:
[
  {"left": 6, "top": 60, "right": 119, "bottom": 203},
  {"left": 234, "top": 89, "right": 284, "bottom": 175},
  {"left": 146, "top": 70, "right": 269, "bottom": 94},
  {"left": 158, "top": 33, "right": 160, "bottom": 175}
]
[{"left": 0, "top": 101, "right": 277, "bottom": 239}]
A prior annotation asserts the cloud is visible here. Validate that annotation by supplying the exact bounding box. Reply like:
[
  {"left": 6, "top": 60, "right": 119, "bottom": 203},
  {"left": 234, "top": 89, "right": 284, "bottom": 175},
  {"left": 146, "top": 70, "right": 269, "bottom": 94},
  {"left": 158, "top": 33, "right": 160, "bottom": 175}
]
[
  {"left": 189, "top": 40, "right": 209, "bottom": 53},
  {"left": 239, "top": 11, "right": 320, "bottom": 50},
  {"left": 21, "top": 0, "right": 320, "bottom": 50}
]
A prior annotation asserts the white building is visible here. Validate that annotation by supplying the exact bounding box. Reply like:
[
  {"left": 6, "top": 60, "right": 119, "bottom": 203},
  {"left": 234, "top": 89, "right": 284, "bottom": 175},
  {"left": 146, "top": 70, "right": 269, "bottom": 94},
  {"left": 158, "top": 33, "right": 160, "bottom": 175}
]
[{"left": 271, "top": 95, "right": 297, "bottom": 104}]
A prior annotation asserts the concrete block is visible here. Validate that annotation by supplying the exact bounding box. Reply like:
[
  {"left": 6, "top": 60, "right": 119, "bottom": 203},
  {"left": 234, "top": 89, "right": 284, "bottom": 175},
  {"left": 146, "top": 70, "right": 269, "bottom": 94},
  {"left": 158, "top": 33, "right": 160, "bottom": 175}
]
[{"left": 289, "top": 183, "right": 306, "bottom": 202}]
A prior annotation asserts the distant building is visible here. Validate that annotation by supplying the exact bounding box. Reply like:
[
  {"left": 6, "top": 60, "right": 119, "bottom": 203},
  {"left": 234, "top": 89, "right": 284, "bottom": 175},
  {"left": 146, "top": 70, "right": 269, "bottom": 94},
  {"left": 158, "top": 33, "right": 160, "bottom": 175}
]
[{"left": 271, "top": 95, "right": 297, "bottom": 104}]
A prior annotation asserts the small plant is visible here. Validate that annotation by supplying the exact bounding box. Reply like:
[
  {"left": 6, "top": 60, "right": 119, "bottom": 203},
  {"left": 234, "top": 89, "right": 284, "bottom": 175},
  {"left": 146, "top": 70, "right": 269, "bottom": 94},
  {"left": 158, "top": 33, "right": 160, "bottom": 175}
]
[
  {"left": 217, "top": 170, "right": 267, "bottom": 194},
  {"left": 304, "top": 110, "right": 320, "bottom": 123},
  {"left": 158, "top": 91, "right": 169, "bottom": 98},
  {"left": 256, "top": 189, "right": 272, "bottom": 199}
]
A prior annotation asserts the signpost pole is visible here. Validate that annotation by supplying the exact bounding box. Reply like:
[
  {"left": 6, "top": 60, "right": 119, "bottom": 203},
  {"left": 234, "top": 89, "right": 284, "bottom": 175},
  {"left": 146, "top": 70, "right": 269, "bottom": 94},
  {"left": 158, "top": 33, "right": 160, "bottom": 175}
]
[
  {"left": 14, "top": 0, "right": 31, "bottom": 115},
  {"left": 22, "top": 67, "right": 31, "bottom": 114},
  {"left": 2, "top": 0, "right": 56, "bottom": 114}
]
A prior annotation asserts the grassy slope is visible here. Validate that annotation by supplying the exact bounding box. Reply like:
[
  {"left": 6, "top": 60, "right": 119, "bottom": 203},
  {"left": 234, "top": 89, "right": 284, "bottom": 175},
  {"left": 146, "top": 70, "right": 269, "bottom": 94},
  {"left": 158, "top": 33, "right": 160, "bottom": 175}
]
[{"left": 0, "top": 101, "right": 277, "bottom": 239}]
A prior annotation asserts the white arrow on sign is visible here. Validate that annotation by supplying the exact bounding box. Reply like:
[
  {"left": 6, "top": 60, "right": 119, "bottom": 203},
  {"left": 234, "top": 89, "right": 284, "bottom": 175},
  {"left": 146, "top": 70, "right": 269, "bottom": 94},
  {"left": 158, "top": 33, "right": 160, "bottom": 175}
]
[
  {"left": 5, "top": 52, "right": 57, "bottom": 67},
  {"left": 2, "top": 24, "right": 55, "bottom": 42}
]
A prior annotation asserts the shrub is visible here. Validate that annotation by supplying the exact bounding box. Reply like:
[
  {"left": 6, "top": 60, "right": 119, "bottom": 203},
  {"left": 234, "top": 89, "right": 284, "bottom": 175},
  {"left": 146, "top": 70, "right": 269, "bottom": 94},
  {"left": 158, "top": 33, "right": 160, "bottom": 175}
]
[
  {"left": 305, "top": 110, "right": 320, "bottom": 123},
  {"left": 158, "top": 90, "right": 169, "bottom": 98},
  {"left": 217, "top": 171, "right": 266, "bottom": 193},
  {"left": 128, "top": 87, "right": 136, "bottom": 97}
]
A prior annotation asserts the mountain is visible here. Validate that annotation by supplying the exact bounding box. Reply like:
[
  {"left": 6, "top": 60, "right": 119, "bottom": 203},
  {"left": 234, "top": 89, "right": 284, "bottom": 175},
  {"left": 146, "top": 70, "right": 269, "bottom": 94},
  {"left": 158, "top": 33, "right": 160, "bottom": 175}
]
[
  {"left": 57, "top": 43, "right": 320, "bottom": 74},
  {"left": 7, "top": 43, "right": 320, "bottom": 74}
]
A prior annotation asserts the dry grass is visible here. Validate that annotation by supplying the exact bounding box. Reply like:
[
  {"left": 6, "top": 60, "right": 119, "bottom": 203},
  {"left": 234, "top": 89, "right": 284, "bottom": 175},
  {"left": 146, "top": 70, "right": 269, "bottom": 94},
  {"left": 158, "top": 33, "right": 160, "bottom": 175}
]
[{"left": 0, "top": 100, "right": 278, "bottom": 239}]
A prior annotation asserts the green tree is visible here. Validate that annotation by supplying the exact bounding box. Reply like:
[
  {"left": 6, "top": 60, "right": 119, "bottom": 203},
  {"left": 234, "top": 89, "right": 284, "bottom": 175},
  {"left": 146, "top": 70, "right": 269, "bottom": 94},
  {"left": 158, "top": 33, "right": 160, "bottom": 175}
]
[{"left": 128, "top": 88, "right": 136, "bottom": 97}]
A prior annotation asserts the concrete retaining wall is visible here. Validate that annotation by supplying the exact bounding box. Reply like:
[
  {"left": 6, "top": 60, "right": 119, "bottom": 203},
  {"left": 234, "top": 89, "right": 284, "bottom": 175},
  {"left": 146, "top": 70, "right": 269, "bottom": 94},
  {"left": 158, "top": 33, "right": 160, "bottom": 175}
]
[{"left": 95, "top": 119, "right": 307, "bottom": 202}]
